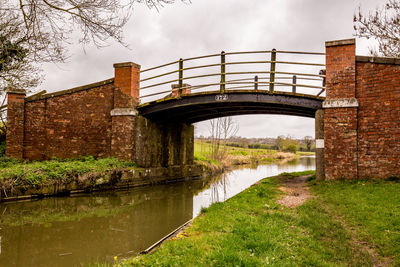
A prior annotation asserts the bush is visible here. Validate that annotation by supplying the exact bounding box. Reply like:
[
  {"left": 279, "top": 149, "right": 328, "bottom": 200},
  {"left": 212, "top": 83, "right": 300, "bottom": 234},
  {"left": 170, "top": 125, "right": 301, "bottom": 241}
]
[{"left": 284, "top": 144, "right": 297, "bottom": 153}]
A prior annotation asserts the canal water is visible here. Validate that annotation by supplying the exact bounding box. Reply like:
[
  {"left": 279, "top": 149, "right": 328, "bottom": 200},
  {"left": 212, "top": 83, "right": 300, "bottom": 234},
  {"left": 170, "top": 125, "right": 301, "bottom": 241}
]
[{"left": 0, "top": 157, "right": 314, "bottom": 266}]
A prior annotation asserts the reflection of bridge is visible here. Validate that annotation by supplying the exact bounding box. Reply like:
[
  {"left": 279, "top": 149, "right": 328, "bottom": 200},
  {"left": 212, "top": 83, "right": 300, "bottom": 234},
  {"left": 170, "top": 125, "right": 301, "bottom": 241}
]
[{"left": 6, "top": 38, "right": 400, "bottom": 181}]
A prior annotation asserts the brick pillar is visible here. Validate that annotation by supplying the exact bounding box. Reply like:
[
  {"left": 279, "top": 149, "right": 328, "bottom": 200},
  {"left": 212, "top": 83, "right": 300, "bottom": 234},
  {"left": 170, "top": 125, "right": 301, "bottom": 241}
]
[
  {"left": 113, "top": 62, "right": 141, "bottom": 103},
  {"left": 111, "top": 62, "right": 141, "bottom": 162},
  {"left": 5, "top": 89, "right": 26, "bottom": 160},
  {"left": 323, "top": 39, "right": 359, "bottom": 180}
]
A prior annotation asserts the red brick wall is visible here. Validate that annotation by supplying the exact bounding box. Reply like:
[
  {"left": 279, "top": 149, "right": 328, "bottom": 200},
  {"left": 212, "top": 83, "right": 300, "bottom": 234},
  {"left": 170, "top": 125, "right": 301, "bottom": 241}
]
[
  {"left": 6, "top": 61, "right": 194, "bottom": 168},
  {"left": 324, "top": 40, "right": 358, "bottom": 180},
  {"left": 24, "top": 84, "right": 116, "bottom": 160},
  {"left": 324, "top": 108, "right": 358, "bottom": 179},
  {"left": 356, "top": 61, "right": 400, "bottom": 178},
  {"left": 324, "top": 39, "right": 400, "bottom": 180},
  {"left": 326, "top": 43, "right": 356, "bottom": 99}
]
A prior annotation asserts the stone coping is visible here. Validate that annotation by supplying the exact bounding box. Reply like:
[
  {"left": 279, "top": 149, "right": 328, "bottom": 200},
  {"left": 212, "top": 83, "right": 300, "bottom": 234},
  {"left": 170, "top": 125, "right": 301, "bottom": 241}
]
[
  {"left": 6, "top": 88, "right": 26, "bottom": 95},
  {"left": 325, "top": 38, "right": 355, "bottom": 47},
  {"left": 356, "top": 55, "right": 400, "bottom": 65},
  {"left": 25, "top": 78, "right": 115, "bottom": 102},
  {"left": 113, "top": 62, "right": 141, "bottom": 69}
]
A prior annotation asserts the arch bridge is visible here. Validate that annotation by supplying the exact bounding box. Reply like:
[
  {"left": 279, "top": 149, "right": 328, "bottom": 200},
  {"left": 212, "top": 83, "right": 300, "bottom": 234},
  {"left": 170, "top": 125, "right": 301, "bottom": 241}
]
[
  {"left": 136, "top": 50, "right": 326, "bottom": 122},
  {"left": 9, "top": 39, "right": 397, "bottom": 181}
]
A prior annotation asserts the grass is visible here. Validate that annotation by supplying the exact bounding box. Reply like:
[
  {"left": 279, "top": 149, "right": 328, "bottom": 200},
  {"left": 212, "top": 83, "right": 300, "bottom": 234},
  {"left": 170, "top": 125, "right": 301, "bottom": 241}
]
[
  {"left": 119, "top": 171, "right": 400, "bottom": 266},
  {"left": 311, "top": 179, "right": 400, "bottom": 266},
  {"left": 0, "top": 156, "right": 136, "bottom": 188},
  {"left": 194, "top": 141, "right": 298, "bottom": 167}
]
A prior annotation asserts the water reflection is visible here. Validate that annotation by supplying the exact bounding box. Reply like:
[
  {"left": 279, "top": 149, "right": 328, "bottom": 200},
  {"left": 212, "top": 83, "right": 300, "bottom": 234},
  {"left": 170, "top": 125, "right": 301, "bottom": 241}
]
[
  {"left": 0, "top": 157, "right": 314, "bottom": 267},
  {"left": 192, "top": 157, "right": 315, "bottom": 216},
  {"left": 0, "top": 184, "right": 195, "bottom": 266}
]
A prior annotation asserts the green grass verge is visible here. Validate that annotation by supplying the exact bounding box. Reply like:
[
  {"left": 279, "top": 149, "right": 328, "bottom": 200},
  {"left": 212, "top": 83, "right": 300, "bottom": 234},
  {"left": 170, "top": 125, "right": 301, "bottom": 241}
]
[
  {"left": 119, "top": 172, "right": 399, "bottom": 266},
  {"left": 0, "top": 156, "right": 136, "bottom": 186},
  {"left": 311, "top": 179, "right": 400, "bottom": 266}
]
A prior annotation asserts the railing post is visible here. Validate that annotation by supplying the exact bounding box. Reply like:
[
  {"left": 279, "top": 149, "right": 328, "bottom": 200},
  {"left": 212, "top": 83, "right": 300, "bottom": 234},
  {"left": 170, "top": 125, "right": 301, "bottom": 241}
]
[
  {"left": 220, "top": 51, "right": 226, "bottom": 94},
  {"left": 178, "top": 58, "right": 183, "bottom": 96},
  {"left": 292, "top": 75, "right": 297, "bottom": 93},
  {"left": 269, "top": 48, "right": 276, "bottom": 93},
  {"left": 254, "top": 75, "right": 258, "bottom": 90}
]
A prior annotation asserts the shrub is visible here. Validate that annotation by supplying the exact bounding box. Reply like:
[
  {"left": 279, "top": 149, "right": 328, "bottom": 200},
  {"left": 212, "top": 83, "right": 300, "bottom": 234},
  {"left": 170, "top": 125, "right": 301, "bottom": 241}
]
[{"left": 284, "top": 144, "right": 297, "bottom": 153}]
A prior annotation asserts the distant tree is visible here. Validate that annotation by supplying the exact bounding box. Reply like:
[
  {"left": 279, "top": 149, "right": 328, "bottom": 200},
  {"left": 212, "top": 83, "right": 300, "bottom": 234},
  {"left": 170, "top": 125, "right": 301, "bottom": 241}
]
[
  {"left": 303, "top": 136, "right": 313, "bottom": 152},
  {"left": 285, "top": 144, "right": 297, "bottom": 154},
  {"left": 354, "top": 0, "right": 400, "bottom": 57},
  {"left": 275, "top": 135, "right": 298, "bottom": 153},
  {"left": 275, "top": 135, "right": 285, "bottom": 151}
]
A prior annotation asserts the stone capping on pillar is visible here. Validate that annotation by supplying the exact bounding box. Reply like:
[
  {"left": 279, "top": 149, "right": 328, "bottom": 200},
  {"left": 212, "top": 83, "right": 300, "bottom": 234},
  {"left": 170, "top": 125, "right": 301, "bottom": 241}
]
[
  {"left": 6, "top": 88, "right": 26, "bottom": 95},
  {"left": 110, "top": 108, "right": 137, "bottom": 116},
  {"left": 325, "top": 38, "right": 355, "bottom": 47},
  {"left": 113, "top": 62, "right": 141, "bottom": 69},
  {"left": 322, "top": 98, "right": 359, "bottom": 108}
]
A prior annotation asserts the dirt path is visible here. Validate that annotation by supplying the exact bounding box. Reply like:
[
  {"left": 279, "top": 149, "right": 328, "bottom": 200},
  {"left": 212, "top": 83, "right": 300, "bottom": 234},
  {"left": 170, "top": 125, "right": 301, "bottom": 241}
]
[
  {"left": 277, "top": 175, "right": 392, "bottom": 267},
  {"left": 277, "top": 175, "right": 313, "bottom": 208}
]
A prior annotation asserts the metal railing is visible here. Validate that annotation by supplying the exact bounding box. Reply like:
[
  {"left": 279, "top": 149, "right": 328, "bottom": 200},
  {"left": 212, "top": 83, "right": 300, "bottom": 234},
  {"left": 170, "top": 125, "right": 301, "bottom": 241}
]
[{"left": 139, "top": 50, "right": 326, "bottom": 103}]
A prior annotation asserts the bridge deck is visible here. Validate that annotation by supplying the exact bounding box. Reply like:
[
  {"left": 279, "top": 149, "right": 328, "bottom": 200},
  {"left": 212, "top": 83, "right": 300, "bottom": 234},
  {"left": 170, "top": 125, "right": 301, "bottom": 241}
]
[{"left": 138, "top": 90, "right": 324, "bottom": 123}]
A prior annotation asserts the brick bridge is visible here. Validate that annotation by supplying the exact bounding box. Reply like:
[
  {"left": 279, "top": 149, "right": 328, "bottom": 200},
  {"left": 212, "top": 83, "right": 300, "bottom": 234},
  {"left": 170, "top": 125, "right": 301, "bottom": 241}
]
[{"left": 6, "top": 39, "right": 400, "bottom": 180}]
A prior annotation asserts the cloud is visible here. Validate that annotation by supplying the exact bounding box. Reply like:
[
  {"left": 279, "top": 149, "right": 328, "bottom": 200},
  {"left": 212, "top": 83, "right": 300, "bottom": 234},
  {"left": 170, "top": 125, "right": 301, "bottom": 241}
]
[{"left": 39, "top": 0, "right": 380, "bottom": 139}]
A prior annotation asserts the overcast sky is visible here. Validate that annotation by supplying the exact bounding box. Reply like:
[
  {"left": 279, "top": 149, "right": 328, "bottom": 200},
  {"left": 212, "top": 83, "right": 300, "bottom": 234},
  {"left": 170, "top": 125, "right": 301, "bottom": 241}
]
[{"left": 39, "top": 0, "right": 380, "bottom": 139}]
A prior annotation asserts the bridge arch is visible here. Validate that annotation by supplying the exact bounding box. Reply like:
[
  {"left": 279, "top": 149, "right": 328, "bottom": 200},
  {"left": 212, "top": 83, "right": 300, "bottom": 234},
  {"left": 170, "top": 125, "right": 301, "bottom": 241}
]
[{"left": 138, "top": 91, "right": 323, "bottom": 123}]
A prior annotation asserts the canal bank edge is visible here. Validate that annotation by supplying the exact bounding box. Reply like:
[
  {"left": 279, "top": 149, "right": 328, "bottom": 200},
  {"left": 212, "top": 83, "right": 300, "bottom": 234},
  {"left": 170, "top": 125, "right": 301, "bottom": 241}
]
[
  {"left": 0, "top": 148, "right": 297, "bottom": 203},
  {"left": 0, "top": 164, "right": 212, "bottom": 203}
]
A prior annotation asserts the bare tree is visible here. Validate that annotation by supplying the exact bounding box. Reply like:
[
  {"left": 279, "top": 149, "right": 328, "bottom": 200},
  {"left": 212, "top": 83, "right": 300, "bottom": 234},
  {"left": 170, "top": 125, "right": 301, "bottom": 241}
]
[
  {"left": 209, "top": 117, "right": 239, "bottom": 160},
  {"left": 0, "top": 0, "right": 188, "bottom": 92},
  {"left": 0, "top": 0, "right": 188, "bottom": 123},
  {"left": 220, "top": 117, "right": 239, "bottom": 156},
  {"left": 354, "top": 0, "right": 400, "bottom": 57},
  {"left": 1, "top": 0, "right": 187, "bottom": 63},
  {"left": 0, "top": 12, "right": 41, "bottom": 92}
]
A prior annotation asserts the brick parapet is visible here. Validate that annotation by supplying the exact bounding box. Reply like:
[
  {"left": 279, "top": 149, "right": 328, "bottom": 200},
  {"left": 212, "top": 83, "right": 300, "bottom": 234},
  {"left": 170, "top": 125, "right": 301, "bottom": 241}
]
[
  {"left": 355, "top": 61, "right": 400, "bottom": 178},
  {"left": 114, "top": 62, "right": 141, "bottom": 103},
  {"left": 325, "top": 38, "right": 356, "bottom": 99},
  {"left": 5, "top": 90, "right": 26, "bottom": 160}
]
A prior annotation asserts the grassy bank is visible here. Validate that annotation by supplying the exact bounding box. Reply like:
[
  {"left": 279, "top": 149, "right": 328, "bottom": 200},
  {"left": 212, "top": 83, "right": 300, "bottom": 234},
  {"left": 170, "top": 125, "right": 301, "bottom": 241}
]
[
  {"left": 194, "top": 141, "right": 299, "bottom": 168},
  {"left": 0, "top": 140, "right": 303, "bottom": 194},
  {"left": 0, "top": 156, "right": 137, "bottom": 198},
  {"left": 119, "top": 172, "right": 400, "bottom": 266}
]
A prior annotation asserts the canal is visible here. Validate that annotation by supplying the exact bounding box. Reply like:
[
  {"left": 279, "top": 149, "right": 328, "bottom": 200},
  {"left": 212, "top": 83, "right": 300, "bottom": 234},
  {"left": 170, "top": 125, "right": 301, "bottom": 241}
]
[{"left": 0, "top": 157, "right": 314, "bottom": 266}]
